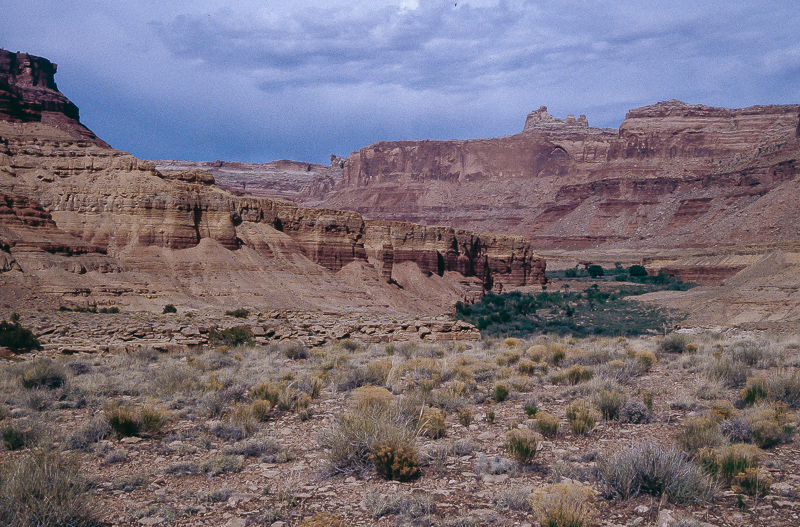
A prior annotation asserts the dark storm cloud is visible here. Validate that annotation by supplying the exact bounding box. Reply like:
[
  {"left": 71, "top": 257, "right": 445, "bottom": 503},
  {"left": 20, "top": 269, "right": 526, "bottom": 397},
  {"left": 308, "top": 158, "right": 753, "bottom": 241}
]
[
  {"left": 1, "top": 0, "right": 799, "bottom": 163},
  {"left": 153, "top": 0, "right": 800, "bottom": 98},
  {"left": 155, "top": 2, "right": 528, "bottom": 91}
]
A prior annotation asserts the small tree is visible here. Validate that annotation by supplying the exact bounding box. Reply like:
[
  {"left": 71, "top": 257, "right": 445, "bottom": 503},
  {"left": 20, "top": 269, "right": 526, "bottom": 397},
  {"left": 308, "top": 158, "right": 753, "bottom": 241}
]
[
  {"left": 0, "top": 314, "right": 41, "bottom": 353},
  {"left": 587, "top": 265, "right": 604, "bottom": 278},
  {"left": 629, "top": 265, "right": 648, "bottom": 277}
]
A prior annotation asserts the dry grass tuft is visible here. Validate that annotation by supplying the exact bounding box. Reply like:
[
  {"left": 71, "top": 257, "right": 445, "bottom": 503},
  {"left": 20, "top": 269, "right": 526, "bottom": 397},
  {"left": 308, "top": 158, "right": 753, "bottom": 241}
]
[
  {"left": 529, "top": 482, "right": 596, "bottom": 527},
  {"left": 0, "top": 448, "right": 101, "bottom": 527}
]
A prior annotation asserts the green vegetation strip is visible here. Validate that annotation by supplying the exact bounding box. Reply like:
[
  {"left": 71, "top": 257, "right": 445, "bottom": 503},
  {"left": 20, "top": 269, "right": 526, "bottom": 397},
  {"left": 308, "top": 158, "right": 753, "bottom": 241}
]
[{"left": 456, "top": 275, "right": 692, "bottom": 338}]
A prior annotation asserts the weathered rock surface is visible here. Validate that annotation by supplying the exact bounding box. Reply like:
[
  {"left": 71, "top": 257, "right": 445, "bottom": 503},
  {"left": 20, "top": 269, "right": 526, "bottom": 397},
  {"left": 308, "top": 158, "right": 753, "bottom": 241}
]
[
  {"left": 153, "top": 159, "right": 338, "bottom": 204},
  {"left": 17, "top": 310, "right": 480, "bottom": 355},
  {"left": 364, "top": 220, "right": 545, "bottom": 287},
  {"left": 318, "top": 101, "right": 800, "bottom": 252},
  {"left": 183, "top": 100, "right": 800, "bottom": 255},
  {"left": 0, "top": 49, "right": 543, "bottom": 316}
]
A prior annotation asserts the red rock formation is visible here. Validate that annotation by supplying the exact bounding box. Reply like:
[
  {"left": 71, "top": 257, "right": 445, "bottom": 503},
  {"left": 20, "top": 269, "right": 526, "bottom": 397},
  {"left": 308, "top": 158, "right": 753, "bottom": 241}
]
[
  {"left": 364, "top": 220, "right": 545, "bottom": 287},
  {"left": 313, "top": 101, "right": 800, "bottom": 251},
  {"left": 0, "top": 49, "right": 545, "bottom": 315}
]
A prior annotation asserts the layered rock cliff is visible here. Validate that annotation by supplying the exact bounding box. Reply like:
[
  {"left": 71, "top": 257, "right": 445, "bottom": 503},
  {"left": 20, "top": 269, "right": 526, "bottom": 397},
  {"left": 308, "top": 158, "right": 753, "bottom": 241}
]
[
  {"left": 312, "top": 101, "right": 799, "bottom": 253},
  {"left": 0, "top": 49, "right": 543, "bottom": 315},
  {"left": 364, "top": 220, "right": 544, "bottom": 287}
]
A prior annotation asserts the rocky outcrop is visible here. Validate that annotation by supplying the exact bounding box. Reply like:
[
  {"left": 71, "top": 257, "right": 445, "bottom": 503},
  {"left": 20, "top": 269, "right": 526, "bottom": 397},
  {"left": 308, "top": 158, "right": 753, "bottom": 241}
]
[
  {"left": 154, "top": 159, "right": 339, "bottom": 204},
  {"left": 15, "top": 310, "right": 480, "bottom": 356},
  {"left": 364, "top": 220, "right": 545, "bottom": 287},
  {"left": 523, "top": 105, "right": 591, "bottom": 131},
  {"left": 0, "top": 49, "right": 78, "bottom": 122},
  {"left": 0, "top": 49, "right": 108, "bottom": 146}
]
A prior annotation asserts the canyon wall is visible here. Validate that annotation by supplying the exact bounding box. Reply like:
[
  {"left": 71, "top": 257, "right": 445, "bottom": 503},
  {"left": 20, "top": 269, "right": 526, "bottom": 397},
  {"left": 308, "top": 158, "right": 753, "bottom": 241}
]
[
  {"left": 0, "top": 49, "right": 543, "bottom": 315},
  {"left": 312, "top": 101, "right": 799, "bottom": 253}
]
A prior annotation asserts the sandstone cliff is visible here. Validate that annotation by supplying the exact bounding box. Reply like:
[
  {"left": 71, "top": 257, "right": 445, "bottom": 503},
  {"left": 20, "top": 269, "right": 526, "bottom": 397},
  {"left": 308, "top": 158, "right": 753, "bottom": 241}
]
[
  {"left": 0, "top": 49, "right": 543, "bottom": 316},
  {"left": 313, "top": 101, "right": 799, "bottom": 255}
]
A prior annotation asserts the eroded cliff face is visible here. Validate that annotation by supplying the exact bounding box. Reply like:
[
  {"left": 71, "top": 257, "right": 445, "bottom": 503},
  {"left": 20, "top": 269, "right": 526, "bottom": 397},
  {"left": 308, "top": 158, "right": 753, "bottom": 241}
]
[
  {"left": 0, "top": 49, "right": 543, "bottom": 314},
  {"left": 315, "top": 101, "right": 800, "bottom": 252},
  {"left": 364, "top": 220, "right": 545, "bottom": 287}
]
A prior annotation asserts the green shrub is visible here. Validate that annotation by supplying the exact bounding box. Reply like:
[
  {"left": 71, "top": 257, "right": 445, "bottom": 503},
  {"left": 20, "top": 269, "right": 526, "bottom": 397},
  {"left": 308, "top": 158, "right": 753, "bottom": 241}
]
[
  {"left": 697, "top": 444, "right": 761, "bottom": 484},
  {"left": 678, "top": 415, "right": 726, "bottom": 452},
  {"left": 0, "top": 448, "right": 100, "bottom": 527},
  {"left": 587, "top": 265, "right": 604, "bottom": 278},
  {"left": 659, "top": 333, "right": 690, "bottom": 354},
  {"left": 523, "top": 396, "right": 539, "bottom": 417},
  {"left": 276, "top": 386, "right": 311, "bottom": 413},
  {"left": 138, "top": 406, "right": 168, "bottom": 436},
  {"left": 349, "top": 385, "right": 393, "bottom": 410},
  {"left": 740, "top": 375, "right": 771, "bottom": 406},
  {"left": 20, "top": 359, "right": 66, "bottom": 389},
  {"left": 455, "top": 288, "right": 681, "bottom": 339},
  {"left": 283, "top": 341, "right": 309, "bottom": 360},
  {"left": 250, "top": 399, "right": 273, "bottom": 422},
  {"left": 339, "top": 338, "right": 362, "bottom": 352},
  {"left": 503, "top": 428, "right": 540, "bottom": 464},
  {"left": 493, "top": 382, "right": 510, "bottom": 402},
  {"left": 162, "top": 304, "right": 177, "bottom": 314},
  {"left": 456, "top": 407, "right": 472, "bottom": 426},
  {"left": 105, "top": 405, "right": 139, "bottom": 437},
  {"left": 208, "top": 326, "right": 253, "bottom": 347},
  {"left": 550, "top": 364, "right": 594, "bottom": 385},
  {"left": 102, "top": 403, "right": 167, "bottom": 438},
  {"left": 628, "top": 265, "right": 648, "bottom": 277},
  {"left": 733, "top": 467, "right": 772, "bottom": 497},
  {"left": 1, "top": 422, "right": 38, "bottom": 451},
  {"left": 564, "top": 364, "right": 593, "bottom": 385},
  {"left": 566, "top": 399, "right": 599, "bottom": 436},
  {"left": 497, "top": 350, "right": 521, "bottom": 366},
  {"left": 0, "top": 317, "right": 41, "bottom": 353},
  {"left": 547, "top": 345, "right": 567, "bottom": 366},
  {"left": 746, "top": 403, "right": 793, "bottom": 448},
  {"left": 363, "top": 360, "right": 392, "bottom": 385},
  {"left": 224, "top": 308, "right": 249, "bottom": 318},
  {"left": 370, "top": 441, "right": 420, "bottom": 481},
  {"left": 251, "top": 381, "right": 281, "bottom": 406},
  {"left": 420, "top": 407, "right": 446, "bottom": 439},
  {"left": 535, "top": 412, "right": 560, "bottom": 437},
  {"left": 529, "top": 482, "right": 596, "bottom": 527},
  {"left": 593, "top": 388, "right": 627, "bottom": 421},
  {"left": 635, "top": 350, "right": 657, "bottom": 371},
  {"left": 517, "top": 358, "right": 540, "bottom": 375},
  {"left": 598, "top": 441, "right": 716, "bottom": 503}
]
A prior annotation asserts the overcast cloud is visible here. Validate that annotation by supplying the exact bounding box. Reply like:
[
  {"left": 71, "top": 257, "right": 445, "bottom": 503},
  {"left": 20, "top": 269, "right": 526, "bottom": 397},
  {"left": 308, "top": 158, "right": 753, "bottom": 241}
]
[{"left": 2, "top": 0, "right": 799, "bottom": 164}]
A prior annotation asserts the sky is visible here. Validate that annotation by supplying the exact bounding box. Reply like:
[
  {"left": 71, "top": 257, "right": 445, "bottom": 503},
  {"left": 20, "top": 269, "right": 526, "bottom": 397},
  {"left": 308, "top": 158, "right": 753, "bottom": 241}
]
[{"left": 3, "top": 0, "right": 799, "bottom": 165}]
